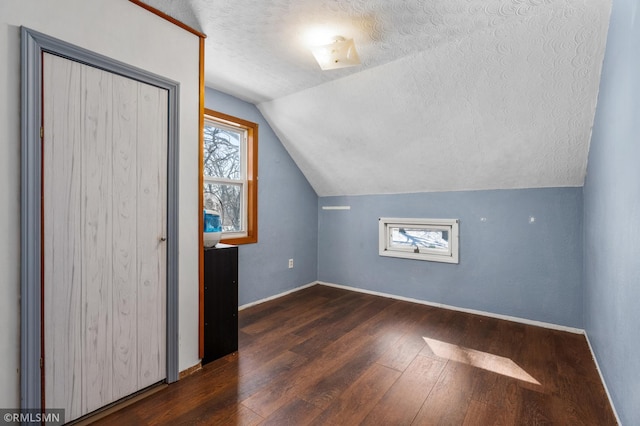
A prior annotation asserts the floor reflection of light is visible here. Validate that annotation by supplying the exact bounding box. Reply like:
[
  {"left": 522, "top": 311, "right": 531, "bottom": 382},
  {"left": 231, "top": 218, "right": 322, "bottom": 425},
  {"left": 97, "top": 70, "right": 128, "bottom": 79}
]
[{"left": 423, "top": 337, "right": 540, "bottom": 385}]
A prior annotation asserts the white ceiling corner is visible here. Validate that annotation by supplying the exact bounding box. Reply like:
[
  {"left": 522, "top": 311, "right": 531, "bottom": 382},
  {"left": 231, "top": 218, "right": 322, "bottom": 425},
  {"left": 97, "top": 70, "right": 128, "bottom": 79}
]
[{"left": 141, "top": 0, "right": 612, "bottom": 196}]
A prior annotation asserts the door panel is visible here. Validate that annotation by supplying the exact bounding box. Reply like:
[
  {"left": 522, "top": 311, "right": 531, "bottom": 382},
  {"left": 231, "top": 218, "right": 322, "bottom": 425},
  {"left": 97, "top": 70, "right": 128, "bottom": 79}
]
[
  {"left": 43, "top": 52, "right": 167, "bottom": 422},
  {"left": 135, "top": 81, "right": 168, "bottom": 389},
  {"left": 111, "top": 71, "right": 139, "bottom": 399},
  {"left": 81, "top": 61, "right": 115, "bottom": 414},
  {"left": 43, "top": 52, "right": 84, "bottom": 420}
]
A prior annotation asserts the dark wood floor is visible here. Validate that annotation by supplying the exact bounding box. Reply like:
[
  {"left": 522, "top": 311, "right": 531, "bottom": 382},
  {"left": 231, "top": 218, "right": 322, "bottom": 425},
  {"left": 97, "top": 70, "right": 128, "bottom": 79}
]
[{"left": 94, "top": 284, "right": 617, "bottom": 425}]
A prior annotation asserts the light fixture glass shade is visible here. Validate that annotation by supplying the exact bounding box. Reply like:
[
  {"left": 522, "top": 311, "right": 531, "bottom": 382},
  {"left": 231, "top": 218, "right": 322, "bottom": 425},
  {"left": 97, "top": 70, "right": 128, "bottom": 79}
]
[{"left": 311, "top": 37, "right": 361, "bottom": 71}]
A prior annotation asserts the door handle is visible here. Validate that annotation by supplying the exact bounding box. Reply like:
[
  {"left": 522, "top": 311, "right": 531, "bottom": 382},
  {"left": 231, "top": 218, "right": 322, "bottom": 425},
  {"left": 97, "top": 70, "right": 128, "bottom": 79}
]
[{"left": 160, "top": 237, "right": 167, "bottom": 242}]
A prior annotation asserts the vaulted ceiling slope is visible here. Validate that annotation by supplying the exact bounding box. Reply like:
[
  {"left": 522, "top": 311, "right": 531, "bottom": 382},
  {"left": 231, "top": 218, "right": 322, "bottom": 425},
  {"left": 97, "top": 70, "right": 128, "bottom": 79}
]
[{"left": 143, "top": 0, "right": 611, "bottom": 196}]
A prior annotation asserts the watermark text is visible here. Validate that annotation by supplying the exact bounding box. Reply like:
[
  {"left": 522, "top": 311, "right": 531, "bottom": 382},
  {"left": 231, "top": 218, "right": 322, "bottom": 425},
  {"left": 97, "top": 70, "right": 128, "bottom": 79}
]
[{"left": 1, "top": 409, "right": 65, "bottom": 425}]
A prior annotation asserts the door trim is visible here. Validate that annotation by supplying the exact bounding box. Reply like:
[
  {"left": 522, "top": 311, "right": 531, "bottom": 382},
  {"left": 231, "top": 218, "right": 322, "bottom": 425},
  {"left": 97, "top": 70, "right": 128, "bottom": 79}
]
[{"left": 20, "top": 27, "right": 180, "bottom": 410}]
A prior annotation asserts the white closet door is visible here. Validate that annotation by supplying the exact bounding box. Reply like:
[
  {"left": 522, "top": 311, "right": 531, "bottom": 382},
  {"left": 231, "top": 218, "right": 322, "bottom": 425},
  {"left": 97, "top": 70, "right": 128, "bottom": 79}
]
[{"left": 43, "top": 52, "right": 167, "bottom": 422}]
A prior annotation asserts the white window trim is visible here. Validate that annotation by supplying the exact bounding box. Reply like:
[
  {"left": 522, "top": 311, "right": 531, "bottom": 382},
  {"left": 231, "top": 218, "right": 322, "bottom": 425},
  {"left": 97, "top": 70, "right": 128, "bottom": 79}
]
[
  {"left": 379, "top": 217, "right": 459, "bottom": 264},
  {"left": 203, "top": 116, "right": 248, "bottom": 239}
]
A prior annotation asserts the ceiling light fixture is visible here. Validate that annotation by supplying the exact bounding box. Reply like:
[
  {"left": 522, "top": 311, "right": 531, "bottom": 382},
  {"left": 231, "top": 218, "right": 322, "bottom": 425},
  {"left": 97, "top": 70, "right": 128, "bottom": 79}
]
[{"left": 310, "top": 36, "right": 361, "bottom": 71}]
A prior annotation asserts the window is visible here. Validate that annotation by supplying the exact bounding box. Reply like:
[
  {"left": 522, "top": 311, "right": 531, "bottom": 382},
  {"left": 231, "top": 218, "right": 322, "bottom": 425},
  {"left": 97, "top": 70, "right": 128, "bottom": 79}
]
[
  {"left": 379, "top": 217, "right": 459, "bottom": 263},
  {"left": 203, "top": 109, "right": 258, "bottom": 244}
]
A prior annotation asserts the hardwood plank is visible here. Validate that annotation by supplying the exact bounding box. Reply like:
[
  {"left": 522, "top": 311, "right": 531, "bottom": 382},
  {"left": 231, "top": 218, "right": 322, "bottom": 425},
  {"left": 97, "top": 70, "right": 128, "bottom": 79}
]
[
  {"left": 360, "top": 354, "right": 446, "bottom": 425},
  {"left": 241, "top": 298, "right": 412, "bottom": 416},
  {"left": 489, "top": 318, "right": 526, "bottom": 360},
  {"left": 458, "top": 314, "right": 501, "bottom": 354},
  {"left": 517, "top": 324, "right": 561, "bottom": 394},
  {"left": 260, "top": 398, "right": 322, "bottom": 426},
  {"left": 516, "top": 386, "right": 556, "bottom": 425},
  {"left": 552, "top": 371, "right": 618, "bottom": 425},
  {"left": 190, "top": 404, "right": 263, "bottom": 426},
  {"left": 237, "top": 332, "right": 307, "bottom": 376},
  {"left": 236, "top": 350, "right": 309, "bottom": 401},
  {"left": 97, "top": 359, "right": 241, "bottom": 425},
  {"left": 240, "top": 290, "right": 332, "bottom": 336},
  {"left": 289, "top": 295, "right": 394, "bottom": 359},
  {"left": 376, "top": 331, "right": 425, "bottom": 372},
  {"left": 93, "top": 285, "right": 617, "bottom": 426},
  {"left": 238, "top": 285, "right": 345, "bottom": 335},
  {"left": 290, "top": 291, "right": 375, "bottom": 338},
  {"left": 552, "top": 330, "right": 603, "bottom": 385},
  {"left": 240, "top": 328, "right": 378, "bottom": 417},
  {"left": 462, "top": 399, "right": 516, "bottom": 426},
  {"left": 310, "top": 363, "right": 400, "bottom": 425},
  {"left": 299, "top": 340, "right": 393, "bottom": 409},
  {"left": 472, "top": 371, "right": 522, "bottom": 413},
  {"left": 413, "top": 361, "right": 475, "bottom": 425},
  {"left": 419, "top": 309, "right": 470, "bottom": 359},
  {"left": 238, "top": 303, "right": 286, "bottom": 330}
]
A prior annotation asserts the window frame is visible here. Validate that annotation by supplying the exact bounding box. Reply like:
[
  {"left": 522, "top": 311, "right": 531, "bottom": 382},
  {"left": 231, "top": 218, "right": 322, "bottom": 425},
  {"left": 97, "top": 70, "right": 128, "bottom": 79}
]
[
  {"left": 379, "top": 217, "right": 459, "bottom": 263},
  {"left": 203, "top": 108, "right": 258, "bottom": 245}
]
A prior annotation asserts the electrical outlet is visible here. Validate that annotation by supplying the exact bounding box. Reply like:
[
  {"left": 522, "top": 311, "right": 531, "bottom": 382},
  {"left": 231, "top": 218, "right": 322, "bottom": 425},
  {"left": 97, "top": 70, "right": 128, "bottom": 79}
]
[{"left": 288, "top": 259, "right": 294, "bottom": 269}]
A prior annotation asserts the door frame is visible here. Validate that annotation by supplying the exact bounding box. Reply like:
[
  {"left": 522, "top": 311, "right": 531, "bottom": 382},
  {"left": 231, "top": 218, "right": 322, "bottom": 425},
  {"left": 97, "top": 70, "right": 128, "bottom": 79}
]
[{"left": 20, "top": 27, "right": 180, "bottom": 410}]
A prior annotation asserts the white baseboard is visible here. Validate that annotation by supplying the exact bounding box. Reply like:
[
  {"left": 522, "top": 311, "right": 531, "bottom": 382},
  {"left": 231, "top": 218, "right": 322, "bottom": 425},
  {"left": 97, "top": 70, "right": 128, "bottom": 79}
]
[
  {"left": 583, "top": 332, "right": 622, "bottom": 425},
  {"left": 240, "top": 280, "right": 584, "bottom": 334},
  {"left": 317, "top": 281, "right": 585, "bottom": 334},
  {"left": 238, "top": 281, "right": 317, "bottom": 311}
]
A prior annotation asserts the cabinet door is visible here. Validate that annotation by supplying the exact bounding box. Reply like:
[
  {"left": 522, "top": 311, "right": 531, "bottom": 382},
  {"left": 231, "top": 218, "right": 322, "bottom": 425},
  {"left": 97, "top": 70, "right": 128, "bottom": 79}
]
[{"left": 203, "top": 247, "right": 238, "bottom": 364}]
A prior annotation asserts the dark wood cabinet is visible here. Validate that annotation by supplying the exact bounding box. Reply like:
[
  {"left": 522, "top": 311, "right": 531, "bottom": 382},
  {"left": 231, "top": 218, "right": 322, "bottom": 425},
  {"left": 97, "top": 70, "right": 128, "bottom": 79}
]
[{"left": 203, "top": 245, "right": 238, "bottom": 365}]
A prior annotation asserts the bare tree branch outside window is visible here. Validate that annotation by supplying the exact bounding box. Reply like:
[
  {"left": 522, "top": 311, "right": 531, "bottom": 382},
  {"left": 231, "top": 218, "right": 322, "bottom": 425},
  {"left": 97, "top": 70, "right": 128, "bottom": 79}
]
[{"left": 203, "top": 123, "right": 243, "bottom": 232}]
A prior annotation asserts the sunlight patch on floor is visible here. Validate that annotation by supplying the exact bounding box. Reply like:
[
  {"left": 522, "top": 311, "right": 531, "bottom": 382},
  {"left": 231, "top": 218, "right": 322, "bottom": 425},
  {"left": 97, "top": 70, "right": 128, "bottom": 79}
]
[{"left": 423, "top": 337, "right": 540, "bottom": 385}]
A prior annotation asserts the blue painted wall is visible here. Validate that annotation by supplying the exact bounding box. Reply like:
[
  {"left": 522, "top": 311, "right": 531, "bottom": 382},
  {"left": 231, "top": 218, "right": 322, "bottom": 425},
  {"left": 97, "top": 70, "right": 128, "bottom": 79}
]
[
  {"left": 583, "top": 0, "right": 640, "bottom": 422},
  {"left": 205, "top": 88, "right": 318, "bottom": 305},
  {"left": 318, "top": 188, "right": 583, "bottom": 327}
]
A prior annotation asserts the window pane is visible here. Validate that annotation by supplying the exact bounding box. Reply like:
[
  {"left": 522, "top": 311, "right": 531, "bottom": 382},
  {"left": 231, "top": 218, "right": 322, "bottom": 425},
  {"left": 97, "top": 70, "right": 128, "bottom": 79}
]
[
  {"left": 204, "top": 182, "right": 243, "bottom": 232},
  {"left": 390, "top": 227, "right": 449, "bottom": 252},
  {"left": 203, "top": 123, "right": 242, "bottom": 180}
]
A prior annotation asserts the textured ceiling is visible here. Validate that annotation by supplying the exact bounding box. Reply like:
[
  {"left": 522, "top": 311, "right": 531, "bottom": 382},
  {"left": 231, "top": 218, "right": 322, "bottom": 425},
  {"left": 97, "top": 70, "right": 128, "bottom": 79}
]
[{"left": 142, "top": 0, "right": 611, "bottom": 196}]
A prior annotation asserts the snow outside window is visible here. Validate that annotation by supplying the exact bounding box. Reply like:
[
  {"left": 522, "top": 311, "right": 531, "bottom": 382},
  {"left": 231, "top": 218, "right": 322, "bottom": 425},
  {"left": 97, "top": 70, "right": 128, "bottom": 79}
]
[{"left": 379, "top": 217, "right": 459, "bottom": 264}]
